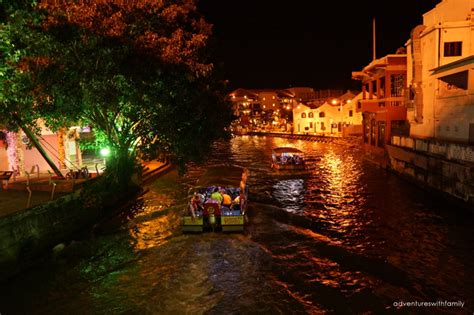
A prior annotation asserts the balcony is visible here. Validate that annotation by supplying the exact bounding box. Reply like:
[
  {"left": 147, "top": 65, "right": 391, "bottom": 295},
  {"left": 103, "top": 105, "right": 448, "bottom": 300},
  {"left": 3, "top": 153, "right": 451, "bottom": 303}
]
[{"left": 356, "top": 96, "right": 405, "bottom": 113}]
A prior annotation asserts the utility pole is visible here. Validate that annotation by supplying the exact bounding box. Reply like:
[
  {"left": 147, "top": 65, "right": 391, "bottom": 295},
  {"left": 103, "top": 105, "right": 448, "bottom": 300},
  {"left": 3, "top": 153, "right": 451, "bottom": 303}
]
[
  {"left": 373, "top": 18, "right": 377, "bottom": 61},
  {"left": 13, "top": 114, "right": 65, "bottom": 179}
]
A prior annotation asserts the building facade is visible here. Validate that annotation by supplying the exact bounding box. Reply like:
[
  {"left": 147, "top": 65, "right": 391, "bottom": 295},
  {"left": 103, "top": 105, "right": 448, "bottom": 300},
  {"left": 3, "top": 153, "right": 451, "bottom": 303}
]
[
  {"left": 292, "top": 91, "right": 362, "bottom": 136},
  {"left": 229, "top": 87, "right": 316, "bottom": 132},
  {"left": 352, "top": 53, "right": 408, "bottom": 164},
  {"left": 0, "top": 122, "right": 83, "bottom": 178},
  {"left": 406, "top": 0, "right": 474, "bottom": 143}
]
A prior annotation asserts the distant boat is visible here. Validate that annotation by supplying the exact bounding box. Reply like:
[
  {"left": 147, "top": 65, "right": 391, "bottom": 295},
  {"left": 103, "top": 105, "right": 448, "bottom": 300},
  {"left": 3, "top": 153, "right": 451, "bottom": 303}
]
[
  {"left": 271, "top": 147, "right": 306, "bottom": 170},
  {"left": 182, "top": 165, "right": 249, "bottom": 233}
]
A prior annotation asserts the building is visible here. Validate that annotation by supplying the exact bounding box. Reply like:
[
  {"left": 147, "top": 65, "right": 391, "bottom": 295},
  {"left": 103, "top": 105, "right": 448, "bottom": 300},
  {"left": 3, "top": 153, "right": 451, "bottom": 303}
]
[
  {"left": 352, "top": 52, "right": 408, "bottom": 165},
  {"left": 0, "top": 122, "right": 84, "bottom": 178},
  {"left": 406, "top": 0, "right": 474, "bottom": 143},
  {"left": 385, "top": 0, "right": 474, "bottom": 205},
  {"left": 229, "top": 87, "right": 316, "bottom": 131},
  {"left": 292, "top": 91, "right": 362, "bottom": 136}
]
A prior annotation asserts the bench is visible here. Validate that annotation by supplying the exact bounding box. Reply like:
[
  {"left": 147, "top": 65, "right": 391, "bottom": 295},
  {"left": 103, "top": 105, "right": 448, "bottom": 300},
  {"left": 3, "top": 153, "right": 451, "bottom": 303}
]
[{"left": 0, "top": 171, "right": 13, "bottom": 190}]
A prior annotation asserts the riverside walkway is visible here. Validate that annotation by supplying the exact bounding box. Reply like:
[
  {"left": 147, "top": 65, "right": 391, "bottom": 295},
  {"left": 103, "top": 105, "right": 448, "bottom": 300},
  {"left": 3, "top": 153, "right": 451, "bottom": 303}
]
[{"left": 0, "top": 159, "right": 170, "bottom": 219}]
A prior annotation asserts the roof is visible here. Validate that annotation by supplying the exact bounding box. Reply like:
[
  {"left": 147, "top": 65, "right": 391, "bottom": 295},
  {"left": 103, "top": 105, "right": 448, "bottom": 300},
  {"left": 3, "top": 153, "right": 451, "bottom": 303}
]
[
  {"left": 197, "top": 165, "right": 247, "bottom": 187},
  {"left": 272, "top": 147, "right": 304, "bottom": 154},
  {"left": 230, "top": 88, "right": 259, "bottom": 98}
]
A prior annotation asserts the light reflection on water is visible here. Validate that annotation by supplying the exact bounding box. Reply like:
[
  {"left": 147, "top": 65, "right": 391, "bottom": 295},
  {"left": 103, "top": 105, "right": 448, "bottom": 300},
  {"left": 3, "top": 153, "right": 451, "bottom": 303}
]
[
  {"left": 273, "top": 179, "right": 305, "bottom": 213},
  {"left": 0, "top": 135, "right": 473, "bottom": 314}
]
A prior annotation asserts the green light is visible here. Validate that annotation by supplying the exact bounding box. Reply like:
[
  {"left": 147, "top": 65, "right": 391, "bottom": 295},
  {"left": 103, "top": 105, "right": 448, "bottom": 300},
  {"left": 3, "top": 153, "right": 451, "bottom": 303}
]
[{"left": 100, "top": 148, "right": 110, "bottom": 157}]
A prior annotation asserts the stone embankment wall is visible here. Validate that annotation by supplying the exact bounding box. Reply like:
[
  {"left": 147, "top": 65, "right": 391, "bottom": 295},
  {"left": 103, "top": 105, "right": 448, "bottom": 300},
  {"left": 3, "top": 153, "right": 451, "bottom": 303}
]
[
  {"left": 387, "top": 136, "right": 474, "bottom": 206},
  {"left": 0, "top": 180, "right": 141, "bottom": 281}
]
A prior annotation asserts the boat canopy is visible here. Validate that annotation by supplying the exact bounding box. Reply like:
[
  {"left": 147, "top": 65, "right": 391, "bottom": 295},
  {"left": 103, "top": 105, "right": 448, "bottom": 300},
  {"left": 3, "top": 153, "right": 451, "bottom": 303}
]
[
  {"left": 272, "top": 147, "right": 304, "bottom": 155},
  {"left": 196, "top": 165, "right": 248, "bottom": 188}
]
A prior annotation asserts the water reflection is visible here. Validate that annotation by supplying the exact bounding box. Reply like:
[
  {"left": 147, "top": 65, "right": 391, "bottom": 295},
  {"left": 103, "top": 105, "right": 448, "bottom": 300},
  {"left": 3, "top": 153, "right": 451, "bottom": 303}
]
[{"left": 273, "top": 179, "right": 305, "bottom": 213}]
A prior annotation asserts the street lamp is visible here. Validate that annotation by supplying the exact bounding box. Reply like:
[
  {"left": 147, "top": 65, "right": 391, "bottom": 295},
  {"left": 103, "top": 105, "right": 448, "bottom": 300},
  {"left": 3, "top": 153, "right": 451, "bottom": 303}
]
[{"left": 331, "top": 99, "right": 343, "bottom": 135}]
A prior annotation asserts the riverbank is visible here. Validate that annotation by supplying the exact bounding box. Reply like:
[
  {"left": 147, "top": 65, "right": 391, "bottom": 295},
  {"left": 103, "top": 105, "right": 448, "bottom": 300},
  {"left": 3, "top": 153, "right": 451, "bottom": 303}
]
[
  {"left": 248, "top": 131, "right": 362, "bottom": 147},
  {"left": 0, "top": 159, "right": 171, "bottom": 281}
]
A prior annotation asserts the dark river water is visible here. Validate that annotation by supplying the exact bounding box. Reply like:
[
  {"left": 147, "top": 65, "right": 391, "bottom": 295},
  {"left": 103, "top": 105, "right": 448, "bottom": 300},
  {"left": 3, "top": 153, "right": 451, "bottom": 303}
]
[{"left": 1, "top": 135, "right": 473, "bottom": 314}]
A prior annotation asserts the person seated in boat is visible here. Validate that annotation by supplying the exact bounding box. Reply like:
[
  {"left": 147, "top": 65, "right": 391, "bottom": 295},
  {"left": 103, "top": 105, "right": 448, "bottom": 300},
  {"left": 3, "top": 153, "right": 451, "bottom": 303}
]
[
  {"left": 188, "top": 193, "right": 202, "bottom": 219},
  {"left": 210, "top": 187, "right": 223, "bottom": 204},
  {"left": 230, "top": 195, "right": 240, "bottom": 210},
  {"left": 220, "top": 189, "right": 232, "bottom": 207}
]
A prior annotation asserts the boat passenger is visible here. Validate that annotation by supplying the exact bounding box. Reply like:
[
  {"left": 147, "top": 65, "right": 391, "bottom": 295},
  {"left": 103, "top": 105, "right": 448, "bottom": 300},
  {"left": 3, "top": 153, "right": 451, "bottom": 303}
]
[
  {"left": 188, "top": 193, "right": 202, "bottom": 219},
  {"left": 210, "top": 187, "right": 223, "bottom": 204},
  {"left": 221, "top": 189, "right": 232, "bottom": 207},
  {"left": 230, "top": 195, "right": 240, "bottom": 210}
]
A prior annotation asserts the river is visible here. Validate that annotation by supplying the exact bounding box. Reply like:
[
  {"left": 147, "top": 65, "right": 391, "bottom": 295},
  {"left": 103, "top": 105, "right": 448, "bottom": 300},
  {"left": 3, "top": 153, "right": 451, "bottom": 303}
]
[{"left": 0, "top": 135, "right": 473, "bottom": 314}]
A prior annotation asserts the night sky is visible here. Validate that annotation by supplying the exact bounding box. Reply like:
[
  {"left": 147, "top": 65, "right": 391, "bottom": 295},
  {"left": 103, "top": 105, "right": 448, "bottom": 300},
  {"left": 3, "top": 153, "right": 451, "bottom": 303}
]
[{"left": 199, "top": 0, "right": 442, "bottom": 91}]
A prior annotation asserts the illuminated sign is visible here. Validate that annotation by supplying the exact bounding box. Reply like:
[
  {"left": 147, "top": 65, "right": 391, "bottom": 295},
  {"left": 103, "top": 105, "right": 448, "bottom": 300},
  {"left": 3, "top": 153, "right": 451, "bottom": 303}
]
[{"left": 221, "top": 216, "right": 244, "bottom": 225}]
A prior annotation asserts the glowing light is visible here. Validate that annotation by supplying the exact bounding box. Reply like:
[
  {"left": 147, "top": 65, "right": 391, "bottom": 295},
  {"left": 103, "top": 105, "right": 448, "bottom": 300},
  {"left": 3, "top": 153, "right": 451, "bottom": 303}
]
[
  {"left": 331, "top": 99, "right": 338, "bottom": 105},
  {"left": 100, "top": 148, "right": 111, "bottom": 157}
]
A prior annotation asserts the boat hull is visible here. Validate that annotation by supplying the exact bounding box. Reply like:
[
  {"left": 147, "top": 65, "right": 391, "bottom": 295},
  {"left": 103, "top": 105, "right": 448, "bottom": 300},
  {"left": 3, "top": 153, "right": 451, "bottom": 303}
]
[
  {"left": 221, "top": 215, "right": 245, "bottom": 232},
  {"left": 272, "top": 163, "right": 306, "bottom": 170},
  {"left": 182, "top": 216, "right": 204, "bottom": 232}
]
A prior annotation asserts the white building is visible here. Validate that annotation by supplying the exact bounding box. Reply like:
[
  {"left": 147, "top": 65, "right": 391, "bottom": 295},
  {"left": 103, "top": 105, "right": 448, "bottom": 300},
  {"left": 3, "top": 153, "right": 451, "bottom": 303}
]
[
  {"left": 292, "top": 91, "right": 362, "bottom": 135},
  {"left": 406, "top": 0, "right": 474, "bottom": 143}
]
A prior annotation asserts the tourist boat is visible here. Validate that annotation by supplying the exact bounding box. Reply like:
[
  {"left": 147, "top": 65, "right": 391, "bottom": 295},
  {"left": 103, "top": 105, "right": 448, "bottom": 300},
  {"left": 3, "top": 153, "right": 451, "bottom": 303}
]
[
  {"left": 182, "top": 165, "right": 249, "bottom": 233},
  {"left": 271, "top": 147, "right": 305, "bottom": 170}
]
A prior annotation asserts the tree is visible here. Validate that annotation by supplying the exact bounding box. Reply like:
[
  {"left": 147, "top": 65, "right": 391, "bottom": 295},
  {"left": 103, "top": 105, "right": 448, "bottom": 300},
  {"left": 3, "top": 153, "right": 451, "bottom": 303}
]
[{"left": 0, "top": 0, "right": 233, "bottom": 184}]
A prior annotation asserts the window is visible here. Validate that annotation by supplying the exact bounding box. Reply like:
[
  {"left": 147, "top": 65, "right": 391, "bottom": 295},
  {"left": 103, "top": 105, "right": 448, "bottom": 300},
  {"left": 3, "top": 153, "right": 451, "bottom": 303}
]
[
  {"left": 349, "top": 110, "right": 353, "bottom": 117},
  {"left": 321, "top": 122, "right": 325, "bottom": 130},
  {"left": 319, "top": 112, "right": 325, "bottom": 118},
  {"left": 391, "top": 74, "right": 405, "bottom": 97},
  {"left": 309, "top": 122, "right": 313, "bottom": 128},
  {"left": 308, "top": 112, "right": 314, "bottom": 118},
  {"left": 444, "top": 41, "right": 462, "bottom": 57},
  {"left": 301, "top": 113, "right": 306, "bottom": 118}
]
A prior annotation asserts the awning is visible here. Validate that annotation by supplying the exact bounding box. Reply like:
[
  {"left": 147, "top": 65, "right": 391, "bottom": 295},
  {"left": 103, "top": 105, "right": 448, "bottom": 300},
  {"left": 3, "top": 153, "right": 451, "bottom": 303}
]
[{"left": 430, "top": 55, "right": 474, "bottom": 78}]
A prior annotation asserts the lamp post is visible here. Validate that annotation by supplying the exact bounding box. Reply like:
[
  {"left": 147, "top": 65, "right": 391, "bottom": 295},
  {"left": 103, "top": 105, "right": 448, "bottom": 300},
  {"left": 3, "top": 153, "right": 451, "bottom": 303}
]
[{"left": 331, "top": 98, "right": 343, "bottom": 135}]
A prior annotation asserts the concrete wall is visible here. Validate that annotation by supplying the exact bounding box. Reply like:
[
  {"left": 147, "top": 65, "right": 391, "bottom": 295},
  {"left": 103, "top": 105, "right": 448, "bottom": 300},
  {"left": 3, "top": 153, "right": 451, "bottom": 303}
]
[
  {"left": 392, "top": 135, "right": 474, "bottom": 163},
  {"left": 386, "top": 143, "right": 474, "bottom": 205},
  {"left": 0, "top": 181, "right": 141, "bottom": 281}
]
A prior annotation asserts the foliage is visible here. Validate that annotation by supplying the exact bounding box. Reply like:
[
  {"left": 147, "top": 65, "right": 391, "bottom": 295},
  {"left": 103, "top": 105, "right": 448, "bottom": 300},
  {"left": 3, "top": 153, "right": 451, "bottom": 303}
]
[{"left": 0, "top": 0, "right": 233, "bottom": 182}]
